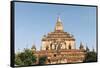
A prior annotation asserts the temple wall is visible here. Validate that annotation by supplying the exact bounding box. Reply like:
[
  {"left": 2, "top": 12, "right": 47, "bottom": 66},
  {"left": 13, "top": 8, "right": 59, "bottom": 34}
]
[
  {"left": 70, "top": 41, "right": 75, "bottom": 49},
  {"left": 65, "top": 40, "right": 75, "bottom": 49},
  {"left": 61, "top": 42, "right": 66, "bottom": 49},
  {"left": 35, "top": 50, "right": 85, "bottom": 64},
  {"left": 42, "top": 40, "right": 76, "bottom": 50},
  {"left": 41, "top": 41, "right": 46, "bottom": 50},
  {"left": 42, "top": 41, "right": 49, "bottom": 50}
]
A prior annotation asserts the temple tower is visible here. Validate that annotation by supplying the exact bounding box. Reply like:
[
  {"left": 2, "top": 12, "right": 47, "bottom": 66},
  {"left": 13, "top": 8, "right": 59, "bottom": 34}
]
[
  {"left": 55, "top": 16, "right": 63, "bottom": 32},
  {"left": 41, "top": 17, "right": 76, "bottom": 50}
]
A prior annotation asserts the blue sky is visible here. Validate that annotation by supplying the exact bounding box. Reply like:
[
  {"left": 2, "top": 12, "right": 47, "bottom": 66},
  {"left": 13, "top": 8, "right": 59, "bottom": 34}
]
[{"left": 15, "top": 2, "right": 96, "bottom": 52}]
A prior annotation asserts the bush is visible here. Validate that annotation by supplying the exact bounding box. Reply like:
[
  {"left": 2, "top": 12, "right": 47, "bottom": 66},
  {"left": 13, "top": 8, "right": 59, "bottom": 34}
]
[
  {"left": 84, "top": 51, "right": 97, "bottom": 62},
  {"left": 15, "top": 49, "right": 37, "bottom": 66},
  {"left": 39, "top": 55, "right": 47, "bottom": 65}
]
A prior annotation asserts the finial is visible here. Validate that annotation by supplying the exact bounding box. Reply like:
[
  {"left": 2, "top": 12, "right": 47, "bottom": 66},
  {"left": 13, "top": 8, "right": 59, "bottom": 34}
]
[
  {"left": 55, "top": 14, "right": 63, "bottom": 32},
  {"left": 79, "top": 42, "right": 84, "bottom": 50},
  {"left": 86, "top": 44, "right": 89, "bottom": 52},
  {"left": 57, "top": 16, "right": 61, "bottom": 22},
  {"left": 57, "top": 13, "right": 61, "bottom": 22}
]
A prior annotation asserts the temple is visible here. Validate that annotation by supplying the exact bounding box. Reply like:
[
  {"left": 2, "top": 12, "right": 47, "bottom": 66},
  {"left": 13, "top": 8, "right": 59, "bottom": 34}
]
[{"left": 32, "top": 17, "right": 86, "bottom": 64}]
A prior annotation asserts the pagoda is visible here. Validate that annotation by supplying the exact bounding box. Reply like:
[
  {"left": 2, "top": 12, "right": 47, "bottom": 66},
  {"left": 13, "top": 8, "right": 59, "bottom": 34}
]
[
  {"left": 41, "top": 16, "right": 75, "bottom": 50},
  {"left": 33, "top": 17, "right": 86, "bottom": 64}
]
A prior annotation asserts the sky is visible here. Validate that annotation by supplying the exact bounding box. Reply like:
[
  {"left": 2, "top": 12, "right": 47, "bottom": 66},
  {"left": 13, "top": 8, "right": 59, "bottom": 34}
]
[{"left": 14, "top": 2, "right": 96, "bottom": 53}]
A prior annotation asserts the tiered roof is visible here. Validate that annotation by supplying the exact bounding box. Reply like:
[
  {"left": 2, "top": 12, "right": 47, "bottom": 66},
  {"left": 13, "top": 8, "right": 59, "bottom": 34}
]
[{"left": 42, "top": 16, "right": 75, "bottom": 41}]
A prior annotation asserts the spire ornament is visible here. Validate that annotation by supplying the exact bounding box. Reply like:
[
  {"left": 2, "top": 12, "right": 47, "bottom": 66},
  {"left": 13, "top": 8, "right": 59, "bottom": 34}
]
[{"left": 55, "top": 16, "right": 64, "bottom": 32}]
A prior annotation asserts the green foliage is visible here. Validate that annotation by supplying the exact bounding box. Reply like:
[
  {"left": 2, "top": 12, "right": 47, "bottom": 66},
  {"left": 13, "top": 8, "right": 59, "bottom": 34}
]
[
  {"left": 15, "top": 49, "right": 37, "bottom": 66},
  {"left": 84, "top": 51, "right": 97, "bottom": 62},
  {"left": 15, "top": 54, "right": 24, "bottom": 65},
  {"left": 39, "top": 55, "right": 47, "bottom": 65}
]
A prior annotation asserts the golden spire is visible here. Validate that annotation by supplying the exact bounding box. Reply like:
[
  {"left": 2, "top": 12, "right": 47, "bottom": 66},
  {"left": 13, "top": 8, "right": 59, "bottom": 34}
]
[
  {"left": 55, "top": 16, "right": 63, "bottom": 32},
  {"left": 57, "top": 16, "right": 61, "bottom": 22}
]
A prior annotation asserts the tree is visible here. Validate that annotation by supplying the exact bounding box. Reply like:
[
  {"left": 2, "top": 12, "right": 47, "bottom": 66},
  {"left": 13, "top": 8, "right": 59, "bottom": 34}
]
[
  {"left": 15, "top": 48, "right": 37, "bottom": 66},
  {"left": 84, "top": 51, "right": 97, "bottom": 62},
  {"left": 39, "top": 55, "right": 47, "bottom": 65},
  {"left": 15, "top": 53, "right": 24, "bottom": 65}
]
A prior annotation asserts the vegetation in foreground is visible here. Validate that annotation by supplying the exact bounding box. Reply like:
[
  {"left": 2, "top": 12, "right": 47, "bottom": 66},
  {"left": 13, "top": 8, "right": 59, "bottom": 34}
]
[{"left": 15, "top": 48, "right": 97, "bottom": 66}]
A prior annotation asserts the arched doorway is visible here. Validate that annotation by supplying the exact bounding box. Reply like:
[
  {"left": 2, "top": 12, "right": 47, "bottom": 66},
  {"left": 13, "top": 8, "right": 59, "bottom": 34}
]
[{"left": 69, "top": 44, "right": 71, "bottom": 49}]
